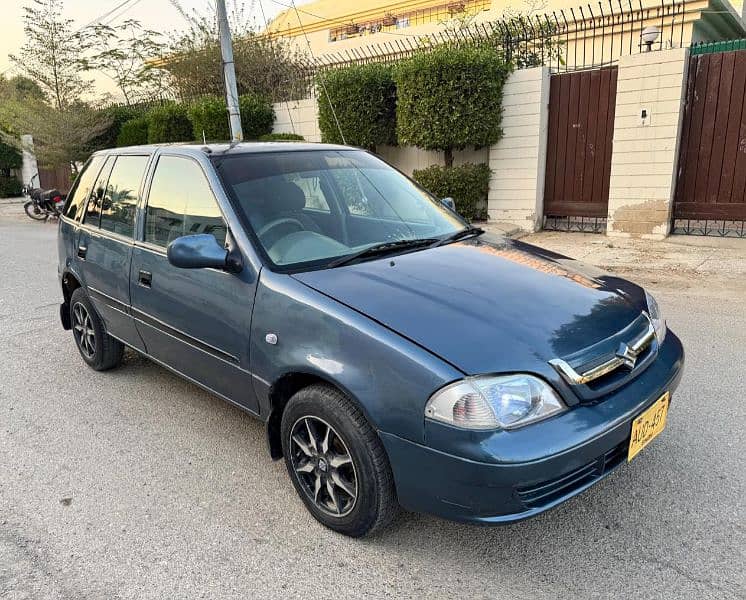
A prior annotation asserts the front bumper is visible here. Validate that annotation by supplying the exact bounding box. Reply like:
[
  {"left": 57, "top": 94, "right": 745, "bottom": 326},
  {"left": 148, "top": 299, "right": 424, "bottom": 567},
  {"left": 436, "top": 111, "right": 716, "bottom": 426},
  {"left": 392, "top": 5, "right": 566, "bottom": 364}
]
[{"left": 380, "top": 331, "right": 684, "bottom": 524}]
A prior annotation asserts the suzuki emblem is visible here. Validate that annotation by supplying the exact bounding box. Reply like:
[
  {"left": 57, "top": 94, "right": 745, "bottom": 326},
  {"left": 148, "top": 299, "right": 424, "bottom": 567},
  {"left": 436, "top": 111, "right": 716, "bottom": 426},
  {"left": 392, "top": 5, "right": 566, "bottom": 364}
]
[{"left": 616, "top": 342, "right": 637, "bottom": 369}]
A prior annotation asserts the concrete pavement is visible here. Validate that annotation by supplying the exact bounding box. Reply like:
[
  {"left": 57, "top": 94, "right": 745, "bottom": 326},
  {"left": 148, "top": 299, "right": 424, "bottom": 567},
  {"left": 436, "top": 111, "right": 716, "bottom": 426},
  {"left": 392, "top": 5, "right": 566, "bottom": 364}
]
[{"left": 1, "top": 211, "right": 744, "bottom": 599}]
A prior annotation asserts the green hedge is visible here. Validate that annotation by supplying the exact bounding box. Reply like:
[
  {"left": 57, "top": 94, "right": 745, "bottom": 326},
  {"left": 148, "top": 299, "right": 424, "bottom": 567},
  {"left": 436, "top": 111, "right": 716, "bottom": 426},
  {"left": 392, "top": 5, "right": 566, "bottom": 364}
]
[
  {"left": 92, "top": 105, "right": 146, "bottom": 151},
  {"left": 0, "top": 175, "right": 22, "bottom": 197},
  {"left": 413, "top": 162, "right": 491, "bottom": 221},
  {"left": 187, "top": 94, "right": 274, "bottom": 142},
  {"left": 147, "top": 103, "right": 193, "bottom": 144},
  {"left": 395, "top": 46, "right": 511, "bottom": 166},
  {"left": 188, "top": 96, "right": 230, "bottom": 141},
  {"left": 258, "top": 132, "right": 305, "bottom": 141},
  {"left": 0, "top": 141, "right": 22, "bottom": 171},
  {"left": 117, "top": 116, "right": 150, "bottom": 147},
  {"left": 239, "top": 93, "right": 275, "bottom": 140},
  {"left": 317, "top": 63, "right": 396, "bottom": 150}
]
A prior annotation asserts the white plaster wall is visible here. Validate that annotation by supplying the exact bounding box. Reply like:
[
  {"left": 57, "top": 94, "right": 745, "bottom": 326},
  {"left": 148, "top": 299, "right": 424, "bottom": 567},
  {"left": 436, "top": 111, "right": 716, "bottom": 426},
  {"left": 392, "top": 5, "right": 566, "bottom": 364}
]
[
  {"left": 376, "top": 146, "right": 489, "bottom": 176},
  {"left": 606, "top": 48, "right": 689, "bottom": 239},
  {"left": 487, "top": 66, "right": 550, "bottom": 231},
  {"left": 20, "top": 134, "right": 39, "bottom": 188},
  {"left": 272, "top": 98, "right": 322, "bottom": 143}
]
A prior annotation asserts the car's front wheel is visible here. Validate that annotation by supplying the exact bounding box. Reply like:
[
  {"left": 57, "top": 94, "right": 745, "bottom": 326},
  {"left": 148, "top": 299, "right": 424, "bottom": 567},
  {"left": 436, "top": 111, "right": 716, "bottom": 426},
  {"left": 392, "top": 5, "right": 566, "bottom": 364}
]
[
  {"left": 70, "top": 288, "right": 124, "bottom": 371},
  {"left": 281, "top": 384, "right": 398, "bottom": 537}
]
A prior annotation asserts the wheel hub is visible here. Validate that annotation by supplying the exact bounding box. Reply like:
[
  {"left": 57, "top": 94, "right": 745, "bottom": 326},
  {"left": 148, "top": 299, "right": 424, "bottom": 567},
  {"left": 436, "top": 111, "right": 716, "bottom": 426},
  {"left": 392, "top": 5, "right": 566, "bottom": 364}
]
[{"left": 289, "top": 416, "right": 358, "bottom": 518}]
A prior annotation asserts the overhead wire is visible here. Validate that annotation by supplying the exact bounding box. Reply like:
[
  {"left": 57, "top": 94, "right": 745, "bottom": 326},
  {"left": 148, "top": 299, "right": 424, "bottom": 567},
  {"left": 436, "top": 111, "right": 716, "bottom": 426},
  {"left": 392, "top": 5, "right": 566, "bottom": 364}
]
[
  {"left": 256, "top": 0, "right": 298, "bottom": 135},
  {"left": 287, "top": 0, "right": 346, "bottom": 143},
  {"left": 265, "top": 0, "right": 425, "bottom": 38}
]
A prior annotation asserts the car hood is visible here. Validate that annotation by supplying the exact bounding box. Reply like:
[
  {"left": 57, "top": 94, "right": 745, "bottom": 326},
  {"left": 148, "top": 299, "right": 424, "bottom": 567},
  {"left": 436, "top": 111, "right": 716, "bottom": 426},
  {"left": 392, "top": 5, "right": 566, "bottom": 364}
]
[{"left": 292, "top": 234, "right": 646, "bottom": 375}]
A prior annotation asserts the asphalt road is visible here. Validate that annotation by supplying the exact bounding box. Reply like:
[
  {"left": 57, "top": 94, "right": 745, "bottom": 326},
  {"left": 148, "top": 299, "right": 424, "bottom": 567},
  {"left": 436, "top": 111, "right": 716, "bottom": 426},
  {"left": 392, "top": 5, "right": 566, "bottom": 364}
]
[{"left": 1, "top": 209, "right": 744, "bottom": 600}]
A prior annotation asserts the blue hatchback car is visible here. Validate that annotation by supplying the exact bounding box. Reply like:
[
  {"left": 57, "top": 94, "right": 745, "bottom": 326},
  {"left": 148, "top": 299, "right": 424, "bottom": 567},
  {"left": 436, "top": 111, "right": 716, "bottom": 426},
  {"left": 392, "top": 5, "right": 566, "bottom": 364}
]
[{"left": 58, "top": 143, "right": 684, "bottom": 537}]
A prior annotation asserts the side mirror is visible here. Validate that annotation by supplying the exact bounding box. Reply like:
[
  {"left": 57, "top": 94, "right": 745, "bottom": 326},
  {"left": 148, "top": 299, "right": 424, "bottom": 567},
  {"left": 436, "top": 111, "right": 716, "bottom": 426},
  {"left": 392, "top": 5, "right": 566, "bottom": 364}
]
[
  {"left": 441, "top": 197, "right": 456, "bottom": 211},
  {"left": 167, "top": 234, "right": 230, "bottom": 270}
]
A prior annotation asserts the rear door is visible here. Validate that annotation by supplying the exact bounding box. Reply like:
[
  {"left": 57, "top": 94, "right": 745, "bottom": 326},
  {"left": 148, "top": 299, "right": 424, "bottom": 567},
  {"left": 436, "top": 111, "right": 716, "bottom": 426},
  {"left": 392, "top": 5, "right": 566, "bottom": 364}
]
[
  {"left": 130, "top": 154, "right": 259, "bottom": 413},
  {"left": 76, "top": 154, "right": 151, "bottom": 351}
]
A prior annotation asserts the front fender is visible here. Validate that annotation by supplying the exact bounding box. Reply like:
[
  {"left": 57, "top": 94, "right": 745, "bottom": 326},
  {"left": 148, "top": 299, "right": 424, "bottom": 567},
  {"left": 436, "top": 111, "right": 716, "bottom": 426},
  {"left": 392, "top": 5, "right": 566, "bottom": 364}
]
[{"left": 250, "top": 270, "right": 462, "bottom": 444}]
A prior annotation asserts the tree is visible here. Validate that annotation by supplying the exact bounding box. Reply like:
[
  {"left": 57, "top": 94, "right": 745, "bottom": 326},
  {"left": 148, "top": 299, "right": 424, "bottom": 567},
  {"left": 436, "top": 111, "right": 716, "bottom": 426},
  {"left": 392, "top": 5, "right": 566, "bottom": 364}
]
[
  {"left": 10, "top": 0, "right": 91, "bottom": 110},
  {"left": 162, "top": 2, "right": 306, "bottom": 102},
  {"left": 81, "top": 19, "right": 167, "bottom": 105},
  {"left": 0, "top": 75, "right": 45, "bottom": 102},
  {"left": 10, "top": 99, "right": 111, "bottom": 172},
  {"left": 317, "top": 64, "right": 396, "bottom": 151},
  {"left": 394, "top": 45, "right": 511, "bottom": 167}
]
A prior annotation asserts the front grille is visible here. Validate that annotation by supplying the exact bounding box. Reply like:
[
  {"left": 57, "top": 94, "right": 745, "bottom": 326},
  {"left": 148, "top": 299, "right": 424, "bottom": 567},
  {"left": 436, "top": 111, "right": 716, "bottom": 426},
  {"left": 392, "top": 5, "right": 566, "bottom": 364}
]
[
  {"left": 517, "top": 441, "right": 628, "bottom": 509},
  {"left": 549, "top": 313, "right": 658, "bottom": 401}
]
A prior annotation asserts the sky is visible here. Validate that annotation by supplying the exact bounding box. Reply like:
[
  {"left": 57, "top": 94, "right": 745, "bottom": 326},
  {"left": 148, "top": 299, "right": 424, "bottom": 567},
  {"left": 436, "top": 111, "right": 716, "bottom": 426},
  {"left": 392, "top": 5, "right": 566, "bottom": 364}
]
[{"left": 0, "top": 0, "right": 312, "bottom": 98}]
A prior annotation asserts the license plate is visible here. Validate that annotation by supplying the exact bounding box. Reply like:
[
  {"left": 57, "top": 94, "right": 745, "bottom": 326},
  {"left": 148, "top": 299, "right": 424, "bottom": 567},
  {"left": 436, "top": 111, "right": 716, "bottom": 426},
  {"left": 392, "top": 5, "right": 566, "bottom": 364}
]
[{"left": 628, "top": 392, "right": 669, "bottom": 462}]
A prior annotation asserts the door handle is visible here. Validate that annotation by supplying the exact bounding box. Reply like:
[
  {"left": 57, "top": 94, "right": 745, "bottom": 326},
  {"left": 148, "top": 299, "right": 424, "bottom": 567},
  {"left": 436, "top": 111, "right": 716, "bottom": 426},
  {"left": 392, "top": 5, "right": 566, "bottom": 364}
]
[
  {"left": 77, "top": 244, "right": 87, "bottom": 259},
  {"left": 138, "top": 270, "right": 152, "bottom": 288}
]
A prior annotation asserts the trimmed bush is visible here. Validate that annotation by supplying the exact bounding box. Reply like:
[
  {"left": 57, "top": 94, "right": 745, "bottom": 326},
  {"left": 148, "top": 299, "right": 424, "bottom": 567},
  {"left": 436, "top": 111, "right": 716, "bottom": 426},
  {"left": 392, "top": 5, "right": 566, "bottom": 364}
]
[
  {"left": 116, "top": 117, "right": 150, "bottom": 147},
  {"left": 413, "top": 162, "right": 491, "bottom": 221},
  {"left": 317, "top": 63, "right": 396, "bottom": 150},
  {"left": 146, "top": 103, "right": 193, "bottom": 144},
  {"left": 188, "top": 96, "right": 230, "bottom": 141},
  {"left": 258, "top": 132, "right": 305, "bottom": 141},
  {"left": 91, "top": 105, "right": 146, "bottom": 151},
  {"left": 0, "top": 141, "right": 22, "bottom": 171},
  {"left": 394, "top": 46, "right": 511, "bottom": 166},
  {"left": 239, "top": 93, "right": 275, "bottom": 140},
  {"left": 0, "top": 175, "right": 23, "bottom": 197}
]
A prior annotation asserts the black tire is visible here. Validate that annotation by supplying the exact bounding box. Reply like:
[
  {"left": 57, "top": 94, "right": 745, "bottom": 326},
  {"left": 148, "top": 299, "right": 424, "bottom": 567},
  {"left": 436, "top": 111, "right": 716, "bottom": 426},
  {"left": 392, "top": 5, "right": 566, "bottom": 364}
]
[
  {"left": 24, "top": 201, "right": 48, "bottom": 221},
  {"left": 69, "top": 288, "right": 124, "bottom": 371},
  {"left": 281, "top": 384, "right": 398, "bottom": 537}
]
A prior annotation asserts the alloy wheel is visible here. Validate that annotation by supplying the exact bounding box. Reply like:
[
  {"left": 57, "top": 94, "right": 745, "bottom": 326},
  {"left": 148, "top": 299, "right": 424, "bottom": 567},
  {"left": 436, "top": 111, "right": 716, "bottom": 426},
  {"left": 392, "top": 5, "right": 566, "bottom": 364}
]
[
  {"left": 289, "top": 416, "right": 358, "bottom": 517},
  {"left": 72, "top": 302, "right": 96, "bottom": 359}
]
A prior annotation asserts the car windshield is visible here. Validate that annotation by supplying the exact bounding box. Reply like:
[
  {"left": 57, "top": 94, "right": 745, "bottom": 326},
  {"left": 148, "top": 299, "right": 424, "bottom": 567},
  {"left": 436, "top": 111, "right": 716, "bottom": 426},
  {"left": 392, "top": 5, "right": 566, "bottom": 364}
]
[{"left": 213, "top": 149, "right": 466, "bottom": 271}]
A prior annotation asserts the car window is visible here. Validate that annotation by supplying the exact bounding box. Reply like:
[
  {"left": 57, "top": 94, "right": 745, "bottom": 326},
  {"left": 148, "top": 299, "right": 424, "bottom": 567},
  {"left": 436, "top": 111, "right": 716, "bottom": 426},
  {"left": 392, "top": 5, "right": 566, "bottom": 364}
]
[
  {"left": 82, "top": 157, "right": 114, "bottom": 227},
  {"left": 144, "top": 155, "right": 227, "bottom": 248},
  {"left": 99, "top": 155, "right": 149, "bottom": 238},
  {"left": 215, "top": 150, "right": 465, "bottom": 271},
  {"left": 63, "top": 155, "right": 106, "bottom": 221}
]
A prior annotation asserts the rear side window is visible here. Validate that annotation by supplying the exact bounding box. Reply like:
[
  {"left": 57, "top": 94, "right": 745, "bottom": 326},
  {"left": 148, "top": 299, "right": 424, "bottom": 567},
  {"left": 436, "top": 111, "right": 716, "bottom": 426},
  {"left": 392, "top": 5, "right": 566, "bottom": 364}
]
[
  {"left": 83, "top": 157, "right": 114, "bottom": 227},
  {"left": 99, "top": 155, "right": 149, "bottom": 238},
  {"left": 63, "top": 155, "right": 105, "bottom": 221},
  {"left": 144, "top": 156, "right": 227, "bottom": 248}
]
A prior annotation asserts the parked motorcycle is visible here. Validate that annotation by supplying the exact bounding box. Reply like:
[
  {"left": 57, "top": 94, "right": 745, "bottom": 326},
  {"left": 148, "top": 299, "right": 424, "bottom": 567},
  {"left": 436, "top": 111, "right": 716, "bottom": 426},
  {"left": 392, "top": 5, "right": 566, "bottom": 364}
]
[{"left": 23, "top": 185, "right": 66, "bottom": 221}]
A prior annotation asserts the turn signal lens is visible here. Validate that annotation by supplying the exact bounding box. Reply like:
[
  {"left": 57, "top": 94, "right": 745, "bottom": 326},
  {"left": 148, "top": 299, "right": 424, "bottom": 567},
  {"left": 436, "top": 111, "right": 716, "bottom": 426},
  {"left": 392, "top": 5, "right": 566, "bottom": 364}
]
[
  {"left": 425, "top": 374, "right": 566, "bottom": 430},
  {"left": 645, "top": 291, "right": 667, "bottom": 344}
]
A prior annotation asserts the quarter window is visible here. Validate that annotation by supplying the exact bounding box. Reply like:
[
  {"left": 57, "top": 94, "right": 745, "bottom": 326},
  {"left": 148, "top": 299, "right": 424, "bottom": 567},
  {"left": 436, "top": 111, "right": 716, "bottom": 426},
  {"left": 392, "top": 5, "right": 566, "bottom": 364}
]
[
  {"left": 63, "top": 155, "right": 105, "bottom": 221},
  {"left": 99, "top": 155, "right": 149, "bottom": 238},
  {"left": 144, "top": 156, "right": 227, "bottom": 248},
  {"left": 83, "top": 157, "right": 114, "bottom": 227}
]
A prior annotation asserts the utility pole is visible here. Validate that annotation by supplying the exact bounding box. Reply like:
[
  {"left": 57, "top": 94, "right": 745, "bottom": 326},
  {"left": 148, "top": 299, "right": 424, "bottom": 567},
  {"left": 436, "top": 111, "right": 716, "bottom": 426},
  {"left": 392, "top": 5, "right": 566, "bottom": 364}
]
[{"left": 217, "top": 0, "right": 243, "bottom": 142}]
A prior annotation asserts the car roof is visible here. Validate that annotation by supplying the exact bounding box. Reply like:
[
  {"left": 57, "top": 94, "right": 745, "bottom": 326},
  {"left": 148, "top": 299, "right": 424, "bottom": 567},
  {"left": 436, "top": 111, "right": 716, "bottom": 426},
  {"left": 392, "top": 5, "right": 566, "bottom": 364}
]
[{"left": 94, "top": 142, "right": 354, "bottom": 158}]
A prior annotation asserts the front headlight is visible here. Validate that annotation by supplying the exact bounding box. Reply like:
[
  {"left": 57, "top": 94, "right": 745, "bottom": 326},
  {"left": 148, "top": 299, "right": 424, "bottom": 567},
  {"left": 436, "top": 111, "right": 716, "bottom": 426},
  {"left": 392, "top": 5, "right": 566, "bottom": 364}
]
[
  {"left": 425, "top": 374, "right": 567, "bottom": 430},
  {"left": 645, "top": 291, "right": 667, "bottom": 344}
]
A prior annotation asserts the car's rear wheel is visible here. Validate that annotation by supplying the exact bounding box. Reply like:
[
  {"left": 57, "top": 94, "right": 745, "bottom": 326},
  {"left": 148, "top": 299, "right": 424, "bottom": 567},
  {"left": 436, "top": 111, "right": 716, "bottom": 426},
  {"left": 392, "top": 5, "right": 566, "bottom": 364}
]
[
  {"left": 281, "top": 384, "right": 398, "bottom": 537},
  {"left": 70, "top": 288, "right": 124, "bottom": 371}
]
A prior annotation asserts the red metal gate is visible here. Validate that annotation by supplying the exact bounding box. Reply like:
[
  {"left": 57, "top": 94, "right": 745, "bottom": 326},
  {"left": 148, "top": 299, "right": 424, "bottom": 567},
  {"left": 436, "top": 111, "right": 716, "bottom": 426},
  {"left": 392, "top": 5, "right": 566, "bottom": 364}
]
[
  {"left": 673, "top": 49, "right": 746, "bottom": 235},
  {"left": 543, "top": 67, "right": 618, "bottom": 231}
]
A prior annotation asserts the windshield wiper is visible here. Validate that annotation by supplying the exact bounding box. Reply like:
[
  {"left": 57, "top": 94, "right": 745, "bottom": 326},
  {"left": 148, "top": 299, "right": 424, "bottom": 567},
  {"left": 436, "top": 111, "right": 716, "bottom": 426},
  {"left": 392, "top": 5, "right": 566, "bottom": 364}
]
[
  {"left": 433, "top": 226, "right": 484, "bottom": 247},
  {"left": 328, "top": 238, "right": 438, "bottom": 268}
]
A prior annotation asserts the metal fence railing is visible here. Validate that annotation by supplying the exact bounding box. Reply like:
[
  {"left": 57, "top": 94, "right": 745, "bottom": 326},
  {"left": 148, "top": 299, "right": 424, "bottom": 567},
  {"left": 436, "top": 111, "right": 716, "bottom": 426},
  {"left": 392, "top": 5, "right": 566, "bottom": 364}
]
[{"left": 270, "top": 0, "right": 699, "bottom": 99}]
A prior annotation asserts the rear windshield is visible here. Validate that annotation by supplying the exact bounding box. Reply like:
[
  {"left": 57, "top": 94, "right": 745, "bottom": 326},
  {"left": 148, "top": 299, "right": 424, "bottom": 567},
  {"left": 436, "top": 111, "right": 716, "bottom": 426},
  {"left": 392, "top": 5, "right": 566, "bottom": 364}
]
[{"left": 213, "top": 150, "right": 464, "bottom": 271}]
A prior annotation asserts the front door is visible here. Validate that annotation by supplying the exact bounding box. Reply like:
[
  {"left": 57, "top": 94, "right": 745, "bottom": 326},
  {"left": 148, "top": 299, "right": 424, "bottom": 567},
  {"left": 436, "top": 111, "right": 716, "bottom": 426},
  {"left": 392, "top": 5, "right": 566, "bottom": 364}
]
[
  {"left": 130, "top": 154, "right": 259, "bottom": 413},
  {"left": 76, "top": 154, "right": 150, "bottom": 351}
]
